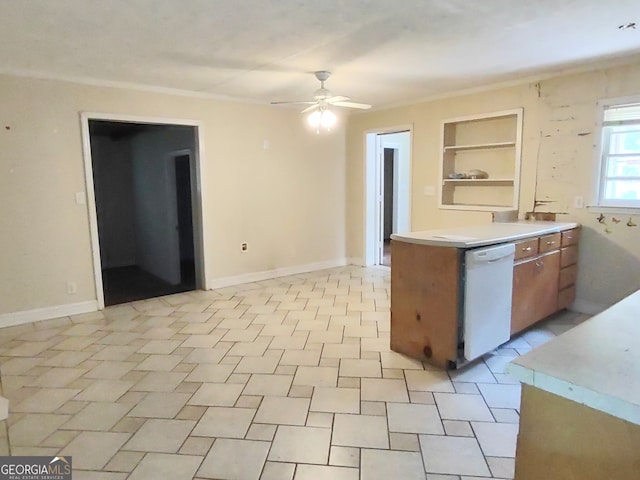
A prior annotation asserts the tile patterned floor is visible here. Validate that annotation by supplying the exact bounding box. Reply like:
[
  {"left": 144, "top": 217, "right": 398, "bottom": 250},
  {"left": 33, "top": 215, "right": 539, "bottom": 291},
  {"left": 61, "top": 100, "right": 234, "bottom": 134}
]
[{"left": 0, "top": 266, "right": 590, "bottom": 480}]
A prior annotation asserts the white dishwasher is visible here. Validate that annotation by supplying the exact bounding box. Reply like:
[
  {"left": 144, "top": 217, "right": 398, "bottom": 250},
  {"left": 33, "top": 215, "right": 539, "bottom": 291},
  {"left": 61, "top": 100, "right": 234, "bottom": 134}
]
[{"left": 463, "top": 243, "right": 515, "bottom": 361}]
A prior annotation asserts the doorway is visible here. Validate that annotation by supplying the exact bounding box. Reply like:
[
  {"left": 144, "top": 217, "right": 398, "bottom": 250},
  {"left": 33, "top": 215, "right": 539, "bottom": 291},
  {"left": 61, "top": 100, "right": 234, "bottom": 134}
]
[
  {"left": 83, "top": 117, "right": 205, "bottom": 307},
  {"left": 364, "top": 128, "right": 412, "bottom": 267},
  {"left": 173, "top": 152, "right": 196, "bottom": 288},
  {"left": 382, "top": 148, "right": 395, "bottom": 266}
]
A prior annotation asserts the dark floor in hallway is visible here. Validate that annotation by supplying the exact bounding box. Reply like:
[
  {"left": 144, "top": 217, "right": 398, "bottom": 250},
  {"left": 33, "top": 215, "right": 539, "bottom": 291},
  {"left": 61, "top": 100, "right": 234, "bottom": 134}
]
[
  {"left": 382, "top": 240, "right": 391, "bottom": 267},
  {"left": 102, "top": 264, "right": 195, "bottom": 305}
]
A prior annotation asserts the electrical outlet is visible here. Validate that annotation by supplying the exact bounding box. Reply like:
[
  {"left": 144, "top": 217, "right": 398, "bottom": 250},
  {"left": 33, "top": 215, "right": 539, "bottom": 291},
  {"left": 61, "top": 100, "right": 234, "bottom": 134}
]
[
  {"left": 241, "top": 242, "right": 248, "bottom": 252},
  {"left": 66, "top": 281, "right": 77, "bottom": 294},
  {"left": 574, "top": 196, "right": 584, "bottom": 209}
]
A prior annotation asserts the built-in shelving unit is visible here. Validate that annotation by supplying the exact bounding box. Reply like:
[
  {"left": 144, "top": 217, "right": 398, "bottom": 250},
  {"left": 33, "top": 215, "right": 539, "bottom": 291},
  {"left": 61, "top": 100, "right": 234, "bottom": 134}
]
[
  {"left": 443, "top": 141, "right": 516, "bottom": 152},
  {"left": 439, "top": 108, "right": 523, "bottom": 211},
  {"left": 442, "top": 178, "right": 515, "bottom": 186}
]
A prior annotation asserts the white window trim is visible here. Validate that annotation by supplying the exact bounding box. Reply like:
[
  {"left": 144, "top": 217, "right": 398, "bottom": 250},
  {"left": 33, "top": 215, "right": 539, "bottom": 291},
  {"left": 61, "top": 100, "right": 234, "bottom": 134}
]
[{"left": 590, "top": 95, "right": 640, "bottom": 213}]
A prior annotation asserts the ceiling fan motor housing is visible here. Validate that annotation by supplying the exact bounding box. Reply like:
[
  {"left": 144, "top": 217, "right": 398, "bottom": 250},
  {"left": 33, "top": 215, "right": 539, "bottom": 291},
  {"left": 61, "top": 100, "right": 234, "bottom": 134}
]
[
  {"left": 313, "top": 87, "right": 332, "bottom": 100},
  {"left": 313, "top": 71, "right": 332, "bottom": 100},
  {"left": 314, "top": 71, "right": 331, "bottom": 82}
]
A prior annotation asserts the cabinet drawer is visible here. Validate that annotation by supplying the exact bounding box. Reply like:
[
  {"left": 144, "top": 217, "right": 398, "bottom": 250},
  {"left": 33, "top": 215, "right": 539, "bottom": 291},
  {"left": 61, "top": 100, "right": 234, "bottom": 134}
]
[
  {"left": 560, "top": 245, "right": 579, "bottom": 268},
  {"left": 539, "top": 233, "right": 561, "bottom": 253},
  {"left": 558, "top": 285, "right": 577, "bottom": 310},
  {"left": 514, "top": 238, "right": 539, "bottom": 260},
  {"left": 561, "top": 228, "right": 581, "bottom": 247},
  {"left": 559, "top": 264, "right": 578, "bottom": 289}
]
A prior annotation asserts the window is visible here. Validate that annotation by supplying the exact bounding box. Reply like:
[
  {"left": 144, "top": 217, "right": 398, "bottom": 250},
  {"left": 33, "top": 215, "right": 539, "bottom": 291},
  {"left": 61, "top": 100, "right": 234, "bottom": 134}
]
[{"left": 597, "top": 100, "right": 640, "bottom": 208}]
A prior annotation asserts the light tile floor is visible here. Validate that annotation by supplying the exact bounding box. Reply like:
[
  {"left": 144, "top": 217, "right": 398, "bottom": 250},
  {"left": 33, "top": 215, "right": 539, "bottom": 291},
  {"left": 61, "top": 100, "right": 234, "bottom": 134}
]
[{"left": 0, "top": 266, "right": 590, "bottom": 479}]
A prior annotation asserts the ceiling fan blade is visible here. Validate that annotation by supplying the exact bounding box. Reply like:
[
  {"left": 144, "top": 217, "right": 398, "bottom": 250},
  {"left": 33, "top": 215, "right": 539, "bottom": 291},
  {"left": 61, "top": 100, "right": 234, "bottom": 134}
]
[
  {"left": 270, "top": 101, "right": 316, "bottom": 105},
  {"left": 332, "top": 101, "right": 372, "bottom": 110},
  {"left": 301, "top": 103, "right": 320, "bottom": 113},
  {"left": 326, "top": 95, "right": 350, "bottom": 103}
]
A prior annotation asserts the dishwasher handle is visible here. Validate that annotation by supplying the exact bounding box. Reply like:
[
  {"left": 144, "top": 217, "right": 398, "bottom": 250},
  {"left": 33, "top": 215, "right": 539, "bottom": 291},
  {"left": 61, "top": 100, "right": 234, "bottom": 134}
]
[
  {"left": 488, "top": 257, "right": 506, "bottom": 263},
  {"left": 466, "top": 243, "right": 515, "bottom": 266}
]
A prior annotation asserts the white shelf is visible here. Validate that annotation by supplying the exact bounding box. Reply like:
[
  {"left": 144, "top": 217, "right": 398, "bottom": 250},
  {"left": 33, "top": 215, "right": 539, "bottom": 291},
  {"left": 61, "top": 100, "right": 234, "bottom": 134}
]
[
  {"left": 439, "top": 108, "right": 523, "bottom": 211},
  {"left": 440, "top": 204, "right": 519, "bottom": 212},
  {"left": 443, "top": 141, "right": 516, "bottom": 152},
  {"left": 443, "top": 178, "right": 514, "bottom": 186}
]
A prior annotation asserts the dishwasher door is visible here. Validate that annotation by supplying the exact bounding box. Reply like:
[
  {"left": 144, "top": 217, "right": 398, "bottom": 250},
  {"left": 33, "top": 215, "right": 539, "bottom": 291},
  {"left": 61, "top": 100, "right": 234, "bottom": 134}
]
[{"left": 463, "top": 243, "right": 515, "bottom": 361}]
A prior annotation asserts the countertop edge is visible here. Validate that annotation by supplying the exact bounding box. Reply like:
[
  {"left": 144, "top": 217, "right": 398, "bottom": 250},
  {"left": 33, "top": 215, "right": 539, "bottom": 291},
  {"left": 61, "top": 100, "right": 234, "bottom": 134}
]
[
  {"left": 505, "top": 362, "right": 640, "bottom": 426},
  {"left": 506, "top": 289, "right": 640, "bottom": 426},
  {"left": 391, "top": 221, "right": 579, "bottom": 248}
]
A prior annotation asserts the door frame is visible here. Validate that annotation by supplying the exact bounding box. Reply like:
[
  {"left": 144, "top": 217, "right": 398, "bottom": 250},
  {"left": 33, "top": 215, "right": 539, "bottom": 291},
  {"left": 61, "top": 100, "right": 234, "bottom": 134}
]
[
  {"left": 363, "top": 125, "right": 413, "bottom": 266},
  {"left": 80, "top": 112, "right": 208, "bottom": 309}
]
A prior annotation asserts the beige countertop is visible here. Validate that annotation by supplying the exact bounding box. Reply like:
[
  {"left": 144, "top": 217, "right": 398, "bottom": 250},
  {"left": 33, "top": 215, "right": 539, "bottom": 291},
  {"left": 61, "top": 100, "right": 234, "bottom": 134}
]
[
  {"left": 390, "top": 221, "right": 579, "bottom": 248},
  {"left": 506, "top": 289, "right": 640, "bottom": 426}
]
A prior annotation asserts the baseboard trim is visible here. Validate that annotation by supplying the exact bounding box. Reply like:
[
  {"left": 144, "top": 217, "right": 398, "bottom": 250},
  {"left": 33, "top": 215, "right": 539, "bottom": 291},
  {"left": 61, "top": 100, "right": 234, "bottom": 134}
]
[
  {"left": 570, "top": 298, "right": 610, "bottom": 316},
  {"left": 347, "top": 257, "right": 366, "bottom": 267},
  {"left": 0, "top": 300, "right": 99, "bottom": 329},
  {"left": 206, "top": 258, "right": 349, "bottom": 290}
]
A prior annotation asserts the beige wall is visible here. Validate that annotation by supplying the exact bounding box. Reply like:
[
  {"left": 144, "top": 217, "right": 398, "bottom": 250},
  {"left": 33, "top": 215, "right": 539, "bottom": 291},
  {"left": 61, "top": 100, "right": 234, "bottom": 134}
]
[
  {"left": 347, "top": 61, "right": 640, "bottom": 308},
  {"left": 0, "top": 75, "right": 346, "bottom": 316},
  {"left": 3, "top": 59, "right": 640, "bottom": 318}
]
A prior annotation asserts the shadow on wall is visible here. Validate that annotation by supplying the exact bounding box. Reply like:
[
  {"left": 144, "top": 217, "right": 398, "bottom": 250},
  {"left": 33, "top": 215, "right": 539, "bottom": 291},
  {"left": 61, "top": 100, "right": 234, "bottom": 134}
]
[{"left": 577, "top": 225, "right": 640, "bottom": 307}]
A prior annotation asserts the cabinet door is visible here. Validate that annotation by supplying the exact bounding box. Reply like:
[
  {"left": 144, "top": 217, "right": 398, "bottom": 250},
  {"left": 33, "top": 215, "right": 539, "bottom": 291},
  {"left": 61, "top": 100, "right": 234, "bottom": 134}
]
[{"left": 511, "top": 251, "right": 560, "bottom": 335}]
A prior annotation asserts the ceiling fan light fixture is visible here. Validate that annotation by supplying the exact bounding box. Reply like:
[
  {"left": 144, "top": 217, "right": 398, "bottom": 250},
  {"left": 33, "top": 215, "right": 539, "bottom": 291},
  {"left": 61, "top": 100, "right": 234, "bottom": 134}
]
[
  {"left": 271, "top": 71, "right": 370, "bottom": 133},
  {"left": 307, "top": 108, "right": 336, "bottom": 132}
]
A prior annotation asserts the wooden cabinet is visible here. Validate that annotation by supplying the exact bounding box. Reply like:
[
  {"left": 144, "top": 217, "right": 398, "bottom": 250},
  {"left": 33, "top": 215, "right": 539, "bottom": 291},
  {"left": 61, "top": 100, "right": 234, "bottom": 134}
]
[
  {"left": 439, "top": 109, "right": 523, "bottom": 211},
  {"left": 514, "top": 238, "right": 538, "bottom": 260},
  {"left": 511, "top": 250, "right": 560, "bottom": 335},
  {"left": 538, "top": 233, "right": 561, "bottom": 253},
  {"left": 558, "top": 228, "right": 580, "bottom": 309},
  {"left": 390, "top": 225, "right": 580, "bottom": 367},
  {"left": 390, "top": 240, "right": 461, "bottom": 369},
  {"left": 511, "top": 228, "right": 580, "bottom": 335}
]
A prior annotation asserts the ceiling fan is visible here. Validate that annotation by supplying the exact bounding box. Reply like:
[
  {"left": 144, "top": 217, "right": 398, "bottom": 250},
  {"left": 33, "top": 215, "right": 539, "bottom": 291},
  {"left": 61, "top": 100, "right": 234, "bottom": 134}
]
[{"left": 271, "top": 71, "right": 372, "bottom": 113}]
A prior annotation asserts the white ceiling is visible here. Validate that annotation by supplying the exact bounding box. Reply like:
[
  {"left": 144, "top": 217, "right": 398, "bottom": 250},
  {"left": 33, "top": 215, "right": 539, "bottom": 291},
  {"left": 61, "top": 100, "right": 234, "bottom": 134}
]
[{"left": 1, "top": 1, "right": 640, "bottom": 109}]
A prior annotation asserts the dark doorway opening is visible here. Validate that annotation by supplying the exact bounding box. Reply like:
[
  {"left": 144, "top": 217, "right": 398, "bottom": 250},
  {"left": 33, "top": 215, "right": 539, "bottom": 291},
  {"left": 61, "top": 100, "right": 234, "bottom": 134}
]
[
  {"left": 175, "top": 154, "right": 196, "bottom": 288},
  {"left": 382, "top": 148, "right": 395, "bottom": 267},
  {"left": 89, "top": 120, "right": 198, "bottom": 306}
]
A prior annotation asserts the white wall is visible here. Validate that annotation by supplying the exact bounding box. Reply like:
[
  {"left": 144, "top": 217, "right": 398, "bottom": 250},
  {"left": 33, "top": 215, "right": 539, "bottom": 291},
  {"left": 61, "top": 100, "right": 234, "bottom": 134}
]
[
  {"left": 0, "top": 74, "right": 346, "bottom": 318},
  {"left": 131, "top": 128, "right": 195, "bottom": 284}
]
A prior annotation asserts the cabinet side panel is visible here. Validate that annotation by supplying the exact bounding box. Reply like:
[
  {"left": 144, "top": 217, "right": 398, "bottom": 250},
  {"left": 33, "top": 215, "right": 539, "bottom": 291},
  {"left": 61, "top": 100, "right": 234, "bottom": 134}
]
[
  {"left": 390, "top": 240, "right": 459, "bottom": 368},
  {"left": 515, "top": 385, "right": 640, "bottom": 480}
]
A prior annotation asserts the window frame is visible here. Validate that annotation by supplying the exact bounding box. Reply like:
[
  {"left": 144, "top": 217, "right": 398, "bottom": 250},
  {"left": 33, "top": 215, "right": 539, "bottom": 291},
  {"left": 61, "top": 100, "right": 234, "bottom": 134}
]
[{"left": 593, "top": 95, "right": 640, "bottom": 210}]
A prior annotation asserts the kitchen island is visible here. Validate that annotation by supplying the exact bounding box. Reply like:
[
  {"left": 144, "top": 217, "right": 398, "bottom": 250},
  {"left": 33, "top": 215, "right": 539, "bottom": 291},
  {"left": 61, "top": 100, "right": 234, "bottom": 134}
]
[
  {"left": 390, "top": 221, "right": 579, "bottom": 368},
  {"left": 506, "top": 289, "right": 640, "bottom": 479}
]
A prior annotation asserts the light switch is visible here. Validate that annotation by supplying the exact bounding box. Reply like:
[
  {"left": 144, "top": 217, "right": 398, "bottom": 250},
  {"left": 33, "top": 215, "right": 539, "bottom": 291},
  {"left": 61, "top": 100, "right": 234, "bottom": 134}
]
[{"left": 75, "top": 192, "right": 86, "bottom": 205}]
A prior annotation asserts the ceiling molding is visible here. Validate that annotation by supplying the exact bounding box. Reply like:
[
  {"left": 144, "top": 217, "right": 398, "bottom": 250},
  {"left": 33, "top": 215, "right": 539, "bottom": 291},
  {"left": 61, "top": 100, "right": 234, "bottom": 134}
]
[
  {"left": 367, "top": 52, "right": 640, "bottom": 113},
  {"left": 0, "top": 68, "right": 267, "bottom": 105}
]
